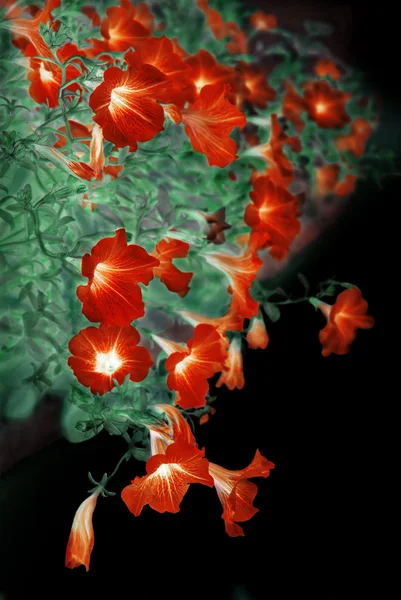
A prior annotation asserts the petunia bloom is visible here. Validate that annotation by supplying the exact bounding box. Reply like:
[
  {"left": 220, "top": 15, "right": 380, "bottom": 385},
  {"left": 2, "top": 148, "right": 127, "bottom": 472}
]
[
  {"left": 234, "top": 61, "right": 276, "bottom": 110},
  {"left": 5, "top": 0, "right": 60, "bottom": 59},
  {"left": 96, "top": 0, "right": 152, "bottom": 53},
  {"left": 65, "top": 492, "right": 99, "bottom": 571},
  {"left": 312, "top": 287, "right": 374, "bottom": 357},
  {"left": 246, "top": 316, "right": 269, "bottom": 350},
  {"left": 250, "top": 11, "right": 278, "bottom": 31},
  {"left": 89, "top": 123, "right": 105, "bottom": 180},
  {"left": 335, "top": 118, "right": 374, "bottom": 157},
  {"left": 216, "top": 337, "right": 244, "bottom": 391},
  {"left": 314, "top": 58, "right": 341, "bottom": 81},
  {"left": 181, "top": 83, "right": 246, "bottom": 168},
  {"left": 28, "top": 43, "right": 86, "bottom": 108},
  {"left": 148, "top": 403, "right": 195, "bottom": 455},
  {"left": 248, "top": 114, "right": 301, "bottom": 188},
  {"left": 121, "top": 442, "right": 214, "bottom": 515},
  {"left": 88, "top": 51, "right": 172, "bottom": 151},
  {"left": 178, "top": 296, "right": 245, "bottom": 338},
  {"left": 204, "top": 249, "right": 262, "bottom": 319},
  {"left": 209, "top": 450, "right": 275, "bottom": 536},
  {"left": 184, "top": 49, "right": 235, "bottom": 102},
  {"left": 151, "top": 237, "right": 193, "bottom": 298},
  {"left": 303, "top": 81, "right": 351, "bottom": 129},
  {"left": 68, "top": 323, "right": 153, "bottom": 395},
  {"left": 245, "top": 175, "right": 301, "bottom": 261},
  {"left": 76, "top": 229, "right": 159, "bottom": 326},
  {"left": 34, "top": 144, "right": 95, "bottom": 180},
  {"left": 315, "top": 164, "right": 357, "bottom": 198},
  {"left": 154, "top": 324, "right": 228, "bottom": 409}
]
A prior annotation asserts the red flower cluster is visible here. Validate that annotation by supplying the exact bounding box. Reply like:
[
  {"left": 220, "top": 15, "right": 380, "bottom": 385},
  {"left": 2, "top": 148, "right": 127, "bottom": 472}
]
[{"left": 122, "top": 404, "right": 275, "bottom": 536}]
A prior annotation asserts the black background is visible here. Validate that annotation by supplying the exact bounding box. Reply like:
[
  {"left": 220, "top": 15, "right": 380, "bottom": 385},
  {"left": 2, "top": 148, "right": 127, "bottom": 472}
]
[{"left": 0, "top": 1, "right": 396, "bottom": 598}]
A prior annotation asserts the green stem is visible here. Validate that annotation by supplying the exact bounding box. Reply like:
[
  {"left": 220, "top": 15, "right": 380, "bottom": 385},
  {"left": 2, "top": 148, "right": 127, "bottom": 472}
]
[{"left": 107, "top": 450, "right": 131, "bottom": 482}]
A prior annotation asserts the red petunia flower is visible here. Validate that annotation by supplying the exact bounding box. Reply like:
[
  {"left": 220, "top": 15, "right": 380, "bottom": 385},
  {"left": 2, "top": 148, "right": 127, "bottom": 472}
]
[
  {"left": 6, "top": 0, "right": 60, "bottom": 58},
  {"left": 315, "top": 164, "right": 357, "bottom": 198},
  {"left": 151, "top": 237, "right": 193, "bottom": 297},
  {"left": 248, "top": 114, "right": 302, "bottom": 188},
  {"left": 314, "top": 287, "right": 374, "bottom": 357},
  {"left": 225, "top": 22, "right": 248, "bottom": 55},
  {"left": 154, "top": 324, "right": 228, "bottom": 409},
  {"left": 81, "top": 5, "right": 101, "bottom": 26},
  {"left": 178, "top": 296, "right": 245, "bottom": 338},
  {"left": 209, "top": 451, "right": 275, "bottom": 536},
  {"left": 97, "top": 0, "right": 152, "bottom": 53},
  {"left": 250, "top": 11, "right": 278, "bottom": 31},
  {"left": 89, "top": 123, "right": 104, "bottom": 180},
  {"left": 245, "top": 175, "right": 301, "bottom": 261},
  {"left": 28, "top": 43, "right": 86, "bottom": 108},
  {"left": 121, "top": 442, "right": 214, "bottom": 515},
  {"left": 315, "top": 58, "right": 341, "bottom": 81},
  {"left": 184, "top": 49, "right": 235, "bottom": 102},
  {"left": 68, "top": 323, "right": 153, "bottom": 395},
  {"left": 335, "top": 118, "right": 374, "bottom": 157},
  {"left": 65, "top": 492, "right": 99, "bottom": 571},
  {"left": 88, "top": 52, "right": 172, "bottom": 151},
  {"left": 235, "top": 61, "right": 276, "bottom": 110},
  {"left": 246, "top": 316, "right": 269, "bottom": 350},
  {"left": 34, "top": 145, "right": 95, "bottom": 180},
  {"left": 76, "top": 229, "right": 159, "bottom": 326},
  {"left": 127, "top": 36, "right": 190, "bottom": 108},
  {"left": 216, "top": 337, "right": 245, "bottom": 391},
  {"left": 204, "top": 249, "right": 262, "bottom": 319},
  {"left": 181, "top": 82, "right": 246, "bottom": 168},
  {"left": 303, "top": 80, "right": 351, "bottom": 129},
  {"left": 282, "top": 80, "right": 307, "bottom": 133}
]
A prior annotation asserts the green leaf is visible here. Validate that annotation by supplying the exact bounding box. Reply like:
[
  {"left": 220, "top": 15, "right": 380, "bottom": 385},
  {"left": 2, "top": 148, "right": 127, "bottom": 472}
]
[
  {"left": 61, "top": 402, "right": 99, "bottom": 443},
  {"left": 58, "top": 216, "right": 75, "bottom": 227},
  {"left": 0, "top": 208, "right": 14, "bottom": 228},
  {"left": 264, "top": 302, "right": 281, "bottom": 322},
  {"left": 23, "top": 311, "right": 40, "bottom": 330},
  {"left": 0, "top": 252, "right": 7, "bottom": 271}
]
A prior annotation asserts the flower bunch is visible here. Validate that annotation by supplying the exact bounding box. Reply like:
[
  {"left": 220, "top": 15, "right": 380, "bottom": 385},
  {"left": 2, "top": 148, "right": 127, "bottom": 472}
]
[{"left": 0, "top": 0, "right": 383, "bottom": 569}]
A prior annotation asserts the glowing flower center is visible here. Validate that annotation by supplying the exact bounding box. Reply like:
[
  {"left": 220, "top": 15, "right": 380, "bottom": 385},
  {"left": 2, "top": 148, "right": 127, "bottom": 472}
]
[
  {"left": 315, "top": 102, "right": 328, "bottom": 115},
  {"left": 39, "top": 62, "right": 55, "bottom": 84},
  {"left": 110, "top": 86, "right": 131, "bottom": 113},
  {"left": 195, "top": 77, "right": 209, "bottom": 92},
  {"left": 95, "top": 349, "right": 122, "bottom": 375},
  {"left": 157, "top": 464, "right": 172, "bottom": 477}
]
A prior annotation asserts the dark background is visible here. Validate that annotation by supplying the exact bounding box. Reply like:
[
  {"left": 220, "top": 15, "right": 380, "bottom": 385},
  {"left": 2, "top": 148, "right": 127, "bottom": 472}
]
[{"left": 0, "top": 1, "right": 396, "bottom": 598}]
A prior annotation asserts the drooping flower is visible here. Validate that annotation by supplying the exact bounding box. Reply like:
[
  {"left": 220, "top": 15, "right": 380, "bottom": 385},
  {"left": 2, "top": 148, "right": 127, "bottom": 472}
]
[
  {"left": 28, "top": 43, "right": 86, "bottom": 108},
  {"left": 181, "top": 83, "right": 246, "bottom": 168},
  {"left": 250, "top": 11, "right": 278, "bottom": 31},
  {"left": 197, "top": 0, "right": 247, "bottom": 54},
  {"left": 143, "top": 404, "right": 275, "bottom": 537},
  {"left": 312, "top": 287, "right": 374, "bottom": 357},
  {"left": 335, "top": 118, "right": 374, "bottom": 157},
  {"left": 282, "top": 81, "right": 307, "bottom": 133},
  {"left": 234, "top": 61, "right": 276, "bottom": 110},
  {"left": 201, "top": 207, "right": 231, "bottom": 245},
  {"left": 54, "top": 121, "right": 92, "bottom": 148},
  {"left": 151, "top": 237, "right": 193, "bottom": 297},
  {"left": 225, "top": 22, "right": 248, "bottom": 55},
  {"left": 65, "top": 491, "right": 99, "bottom": 571},
  {"left": 184, "top": 49, "right": 235, "bottom": 102},
  {"left": 248, "top": 114, "right": 301, "bottom": 188},
  {"left": 209, "top": 451, "right": 275, "bottom": 536},
  {"left": 245, "top": 176, "right": 301, "bottom": 261},
  {"left": 314, "top": 58, "right": 341, "bottom": 81},
  {"left": 204, "top": 249, "right": 262, "bottom": 319},
  {"left": 154, "top": 324, "right": 228, "bottom": 409},
  {"left": 76, "top": 229, "right": 159, "bottom": 326},
  {"left": 68, "top": 323, "right": 153, "bottom": 395},
  {"left": 246, "top": 316, "right": 269, "bottom": 350},
  {"left": 178, "top": 296, "right": 245, "bottom": 338},
  {"left": 216, "top": 337, "right": 244, "bottom": 391},
  {"left": 121, "top": 442, "right": 214, "bottom": 515},
  {"left": 88, "top": 51, "right": 172, "bottom": 151}
]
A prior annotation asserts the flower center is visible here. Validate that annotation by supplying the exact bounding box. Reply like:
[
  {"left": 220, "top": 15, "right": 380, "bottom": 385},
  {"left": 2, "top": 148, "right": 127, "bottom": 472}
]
[
  {"left": 95, "top": 350, "right": 122, "bottom": 375},
  {"left": 39, "top": 62, "right": 55, "bottom": 84},
  {"left": 315, "top": 102, "right": 328, "bottom": 115}
]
